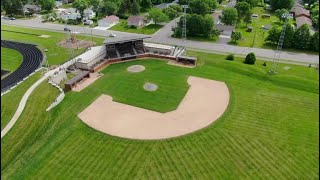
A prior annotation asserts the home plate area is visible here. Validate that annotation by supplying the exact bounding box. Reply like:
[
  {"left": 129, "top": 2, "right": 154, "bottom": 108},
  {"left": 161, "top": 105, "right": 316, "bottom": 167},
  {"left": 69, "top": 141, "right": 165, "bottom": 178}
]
[{"left": 78, "top": 76, "right": 230, "bottom": 140}]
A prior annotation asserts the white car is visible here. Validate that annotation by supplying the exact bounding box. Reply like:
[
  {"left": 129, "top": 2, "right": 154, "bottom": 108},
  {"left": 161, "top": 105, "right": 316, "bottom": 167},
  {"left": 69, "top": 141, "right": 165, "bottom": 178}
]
[{"left": 109, "top": 33, "right": 116, "bottom": 37}]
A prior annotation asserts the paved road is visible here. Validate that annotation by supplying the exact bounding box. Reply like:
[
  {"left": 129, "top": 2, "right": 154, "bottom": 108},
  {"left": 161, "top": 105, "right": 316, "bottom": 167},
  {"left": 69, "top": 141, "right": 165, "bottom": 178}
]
[{"left": 1, "top": 16, "right": 319, "bottom": 65}]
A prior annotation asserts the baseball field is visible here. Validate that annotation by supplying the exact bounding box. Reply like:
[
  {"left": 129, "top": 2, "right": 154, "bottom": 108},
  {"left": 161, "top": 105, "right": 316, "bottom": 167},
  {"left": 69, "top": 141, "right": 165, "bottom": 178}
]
[{"left": 1, "top": 47, "right": 319, "bottom": 179}]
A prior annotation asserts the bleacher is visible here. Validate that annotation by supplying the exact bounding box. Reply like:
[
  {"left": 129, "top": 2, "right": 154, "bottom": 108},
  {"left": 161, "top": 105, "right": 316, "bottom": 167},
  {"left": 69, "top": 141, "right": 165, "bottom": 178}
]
[
  {"left": 1, "top": 40, "right": 43, "bottom": 92},
  {"left": 116, "top": 42, "right": 135, "bottom": 57}
]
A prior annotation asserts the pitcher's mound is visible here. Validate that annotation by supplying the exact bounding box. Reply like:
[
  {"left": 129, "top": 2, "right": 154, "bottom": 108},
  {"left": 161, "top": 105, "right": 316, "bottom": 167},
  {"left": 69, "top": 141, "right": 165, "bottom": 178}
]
[
  {"left": 127, "top": 65, "right": 145, "bottom": 73},
  {"left": 78, "top": 76, "right": 230, "bottom": 140}
]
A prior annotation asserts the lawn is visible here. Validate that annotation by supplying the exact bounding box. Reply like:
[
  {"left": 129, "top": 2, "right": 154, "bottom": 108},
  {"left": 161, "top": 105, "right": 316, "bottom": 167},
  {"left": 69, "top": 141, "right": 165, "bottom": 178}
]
[
  {"left": 1, "top": 25, "right": 104, "bottom": 65},
  {"left": 1, "top": 51, "right": 318, "bottom": 179},
  {"left": 1, "top": 72, "right": 42, "bottom": 130},
  {"left": 109, "top": 19, "right": 163, "bottom": 35},
  {"left": 1, "top": 47, "right": 23, "bottom": 76}
]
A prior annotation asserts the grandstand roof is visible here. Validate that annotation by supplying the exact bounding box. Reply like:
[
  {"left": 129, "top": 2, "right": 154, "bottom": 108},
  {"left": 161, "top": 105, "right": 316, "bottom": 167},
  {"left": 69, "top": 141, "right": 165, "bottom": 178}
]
[
  {"left": 65, "top": 71, "right": 90, "bottom": 86},
  {"left": 75, "top": 46, "right": 105, "bottom": 64},
  {"left": 143, "top": 42, "right": 175, "bottom": 50},
  {"left": 103, "top": 36, "right": 151, "bottom": 44}
]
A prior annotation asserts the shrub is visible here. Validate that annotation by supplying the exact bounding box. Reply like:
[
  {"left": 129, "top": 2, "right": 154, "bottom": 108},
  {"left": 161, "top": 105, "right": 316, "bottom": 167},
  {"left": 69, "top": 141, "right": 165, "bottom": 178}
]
[
  {"left": 262, "top": 62, "right": 267, "bottom": 66},
  {"left": 226, "top": 54, "right": 234, "bottom": 61},
  {"left": 244, "top": 53, "right": 256, "bottom": 65}
]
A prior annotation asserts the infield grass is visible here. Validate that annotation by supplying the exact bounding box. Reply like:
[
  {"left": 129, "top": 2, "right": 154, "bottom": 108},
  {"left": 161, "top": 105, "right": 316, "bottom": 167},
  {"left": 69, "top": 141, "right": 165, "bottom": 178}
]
[
  {"left": 1, "top": 53, "right": 319, "bottom": 179},
  {"left": 1, "top": 25, "right": 104, "bottom": 65}
]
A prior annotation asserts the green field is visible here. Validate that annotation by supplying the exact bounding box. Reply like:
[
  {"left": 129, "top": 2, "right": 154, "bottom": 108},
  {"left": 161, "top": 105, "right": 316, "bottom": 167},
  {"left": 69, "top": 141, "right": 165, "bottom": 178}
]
[
  {"left": 1, "top": 25, "right": 104, "bottom": 65},
  {"left": 1, "top": 47, "right": 23, "bottom": 77},
  {"left": 1, "top": 72, "right": 42, "bottom": 130},
  {"left": 1, "top": 52, "right": 318, "bottom": 178},
  {"left": 110, "top": 19, "right": 163, "bottom": 35}
]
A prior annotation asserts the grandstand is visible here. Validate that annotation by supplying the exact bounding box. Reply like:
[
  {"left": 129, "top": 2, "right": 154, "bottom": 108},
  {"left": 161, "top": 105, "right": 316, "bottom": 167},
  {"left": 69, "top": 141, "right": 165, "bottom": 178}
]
[{"left": 1, "top": 40, "right": 43, "bottom": 92}]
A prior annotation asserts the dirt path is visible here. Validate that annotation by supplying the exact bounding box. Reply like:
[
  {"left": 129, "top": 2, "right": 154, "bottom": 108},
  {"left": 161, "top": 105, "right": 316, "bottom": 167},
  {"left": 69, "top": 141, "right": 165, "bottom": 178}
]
[{"left": 78, "top": 76, "right": 230, "bottom": 140}]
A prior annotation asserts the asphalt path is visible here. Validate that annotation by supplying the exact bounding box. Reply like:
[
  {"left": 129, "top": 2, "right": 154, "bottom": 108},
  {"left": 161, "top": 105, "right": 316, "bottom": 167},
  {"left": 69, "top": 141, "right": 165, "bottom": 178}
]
[{"left": 1, "top": 16, "right": 319, "bottom": 65}]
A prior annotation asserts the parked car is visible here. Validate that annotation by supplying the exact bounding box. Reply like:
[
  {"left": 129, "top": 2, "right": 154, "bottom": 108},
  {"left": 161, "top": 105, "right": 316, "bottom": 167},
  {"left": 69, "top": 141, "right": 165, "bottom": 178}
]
[
  {"left": 2, "top": 16, "right": 9, "bottom": 19},
  {"left": 109, "top": 33, "right": 116, "bottom": 37},
  {"left": 64, "top": 27, "right": 71, "bottom": 32},
  {"left": 9, "top": 17, "right": 16, "bottom": 20}
]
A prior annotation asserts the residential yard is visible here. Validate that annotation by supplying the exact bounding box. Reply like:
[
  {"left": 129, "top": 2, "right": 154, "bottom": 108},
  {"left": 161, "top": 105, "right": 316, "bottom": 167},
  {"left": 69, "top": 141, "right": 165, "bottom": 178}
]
[
  {"left": 1, "top": 25, "right": 104, "bottom": 65},
  {"left": 109, "top": 19, "right": 163, "bottom": 35},
  {"left": 1, "top": 51, "right": 318, "bottom": 179}
]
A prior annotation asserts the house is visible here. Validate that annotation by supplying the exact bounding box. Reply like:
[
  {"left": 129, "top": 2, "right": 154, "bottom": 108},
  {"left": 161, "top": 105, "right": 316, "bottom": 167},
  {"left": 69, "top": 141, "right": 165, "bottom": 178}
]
[
  {"left": 290, "top": 3, "right": 310, "bottom": 17},
  {"left": 59, "top": 8, "right": 81, "bottom": 20},
  {"left": 83, "top": 8, "right": 96, "bottom": 20},
  {"left": 98, "top": 15, "right": 120, "bottom": 28},
  {"left": 127, "top": 16, "right": 148, "bottom": 28},
  {"left": 295, "top": 16, "right": 313, "bottom": 28},
  {"left": 155, "top": 0, "right": 178, "bottom": 9},
  {"left": 23, "top": 4, "right": 41, "bottom": 14}
]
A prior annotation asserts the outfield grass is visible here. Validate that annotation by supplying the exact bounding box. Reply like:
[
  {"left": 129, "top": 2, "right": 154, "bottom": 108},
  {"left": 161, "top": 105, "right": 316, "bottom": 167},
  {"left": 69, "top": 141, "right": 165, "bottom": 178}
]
[
  {"left": 1, "top": 25, "right": 104, "bottom": 65},
  {"left": 110, "top": 19, "right": 163, "bottom": 35},
  {"left": 1, "top": 47, "right": 23, "bottom": 77},
  {"left": 1, "top": 52, "right": 319, "bottom": 179},
  {"left": 1, "top": 72, "right": 42, "bottom": 130}
]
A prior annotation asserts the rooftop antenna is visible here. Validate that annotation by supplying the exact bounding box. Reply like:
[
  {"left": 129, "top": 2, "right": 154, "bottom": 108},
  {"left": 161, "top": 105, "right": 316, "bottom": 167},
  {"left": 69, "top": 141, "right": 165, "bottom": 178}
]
[
  {"left": 269, "top": 13, "right": 293, "bottom": 75},
  {"left": 181, "top": 5, "right": 189, "bottom": 48}
]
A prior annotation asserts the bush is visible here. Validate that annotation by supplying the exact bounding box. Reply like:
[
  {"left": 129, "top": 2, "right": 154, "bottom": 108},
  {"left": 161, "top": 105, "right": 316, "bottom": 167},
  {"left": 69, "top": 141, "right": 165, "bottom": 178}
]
[
  {"left": 262, "top": 62, "right": 267, "bottom": 66},
  {"left": 244, "top": 53, "right": 256, "bottom": 65},
  {"left": 226, "top": 54, "right": 234, "bottom": 61}
]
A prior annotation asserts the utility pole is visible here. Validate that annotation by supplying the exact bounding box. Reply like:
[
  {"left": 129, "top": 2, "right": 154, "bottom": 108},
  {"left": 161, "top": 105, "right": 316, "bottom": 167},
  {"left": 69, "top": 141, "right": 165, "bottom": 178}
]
[
  {"left": 181, "top": 5, "right": 189, "bottom": 48},
  {"left": 269, "top": 13, "right": 293, "bottom": 75}
]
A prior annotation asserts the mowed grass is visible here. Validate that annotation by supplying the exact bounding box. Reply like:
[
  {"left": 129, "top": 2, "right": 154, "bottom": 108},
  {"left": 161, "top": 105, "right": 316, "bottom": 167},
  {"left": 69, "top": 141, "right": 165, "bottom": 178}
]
[
  {"left": 1, "top": 72, "right": 41, "bottom": 130},
  {"left": 1, "top": 25, "right": 104, "bottom": 65},
  {"left": 1, "top": 47, "right": 23, "bottom": 75},
  {"left": 1, "top": 53, "right": 319, "bottom": 179},
  {"left": 110, "top": 19, "right": 163, "bottom": 35}
]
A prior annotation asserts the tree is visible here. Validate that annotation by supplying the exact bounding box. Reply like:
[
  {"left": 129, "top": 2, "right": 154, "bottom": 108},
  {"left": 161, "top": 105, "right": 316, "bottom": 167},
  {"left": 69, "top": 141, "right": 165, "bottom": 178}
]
[
  {"left": 235, "top": 2, "right": 251, "bottom": 18},
  {"left": 237, "top": 0, "right": 259, "bottom": 8},
  {"left": 131, "top": 0, "right": 140, "bottom": 15},
  {"left": 140, "top": 0, "right": 152, "bottom": 11},
  {"left": 275, "top": 9, "right": 289, "bottom": 22},
  {"left": 270, "top": 0, "right": 294, "bottom": 10},
  {"left": 163, "top": 4, "right": 182, "bottom": 20},
  {"left": 293, "top": 24, "right": 311, "bottom": 50},
  {"left": 282, "top": 24, "right": 295, "bottom": 48},
  {"left": 265, "top": 27, "right": 281, "bottom": 44},
  {"left": 148, "top": 8, "right": 168, "bottom": 25},
  {"left": 88, "top": 0, "right": 100, "bottom": 17},
  {"left": 243, "top": 12, "right": 252, "bottom": 26},
  {"left": 231, "top": 31, "right": 242, "bottom": 42},
  {"left": 189, "top": 0, "right": 217, "bottom": 15},
  {"left": 72, "top": 0, "right": 88, "bottom": 19},
  {"left": 102, "top": 1, "right": 118, "bottom": 15},
  {"left": 309, "top": 31, "right": 319, "bottom": 51},
  {"left": 1, "top": 0, "right": 28, "bottom": 15},
  {"left": 244, "top": 52, "right": 256, "bottom": 64},
  {"left": 117, "top": 0, "right": 129, "bottom": 16},
  {"left": 38, "top": 0, "right": 55, "bottom": 12},
  {"left": 220, "top": 7, "right": 238, "bottom": 25}
]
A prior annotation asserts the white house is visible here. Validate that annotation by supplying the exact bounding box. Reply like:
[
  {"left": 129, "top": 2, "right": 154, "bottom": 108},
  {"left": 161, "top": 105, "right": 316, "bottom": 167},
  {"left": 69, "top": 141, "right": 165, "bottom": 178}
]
[
  {"left": 59, "top": 8, "right": 81, "bottom": 20},
  {"left": 83, "top": 8, "right": 96, "bottom": 20},
  {"left": 98, "top": 15, "right": 120, "bottom": 28}
]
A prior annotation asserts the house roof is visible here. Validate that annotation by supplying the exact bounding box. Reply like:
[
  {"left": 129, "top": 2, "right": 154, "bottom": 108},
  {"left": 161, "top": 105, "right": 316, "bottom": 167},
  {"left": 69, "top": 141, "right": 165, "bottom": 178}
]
[
  {"left": 127, "top": 16, "right": 146, "bottom": 24},
  {"left": 291, "top": 4, "right": 310, "bottom": 17},
  {"left": 101, "top": 15, "right": 119, "bottom": 23},
  {"left": 295, "top": 16, "right": 313, "bottom": 28}
]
